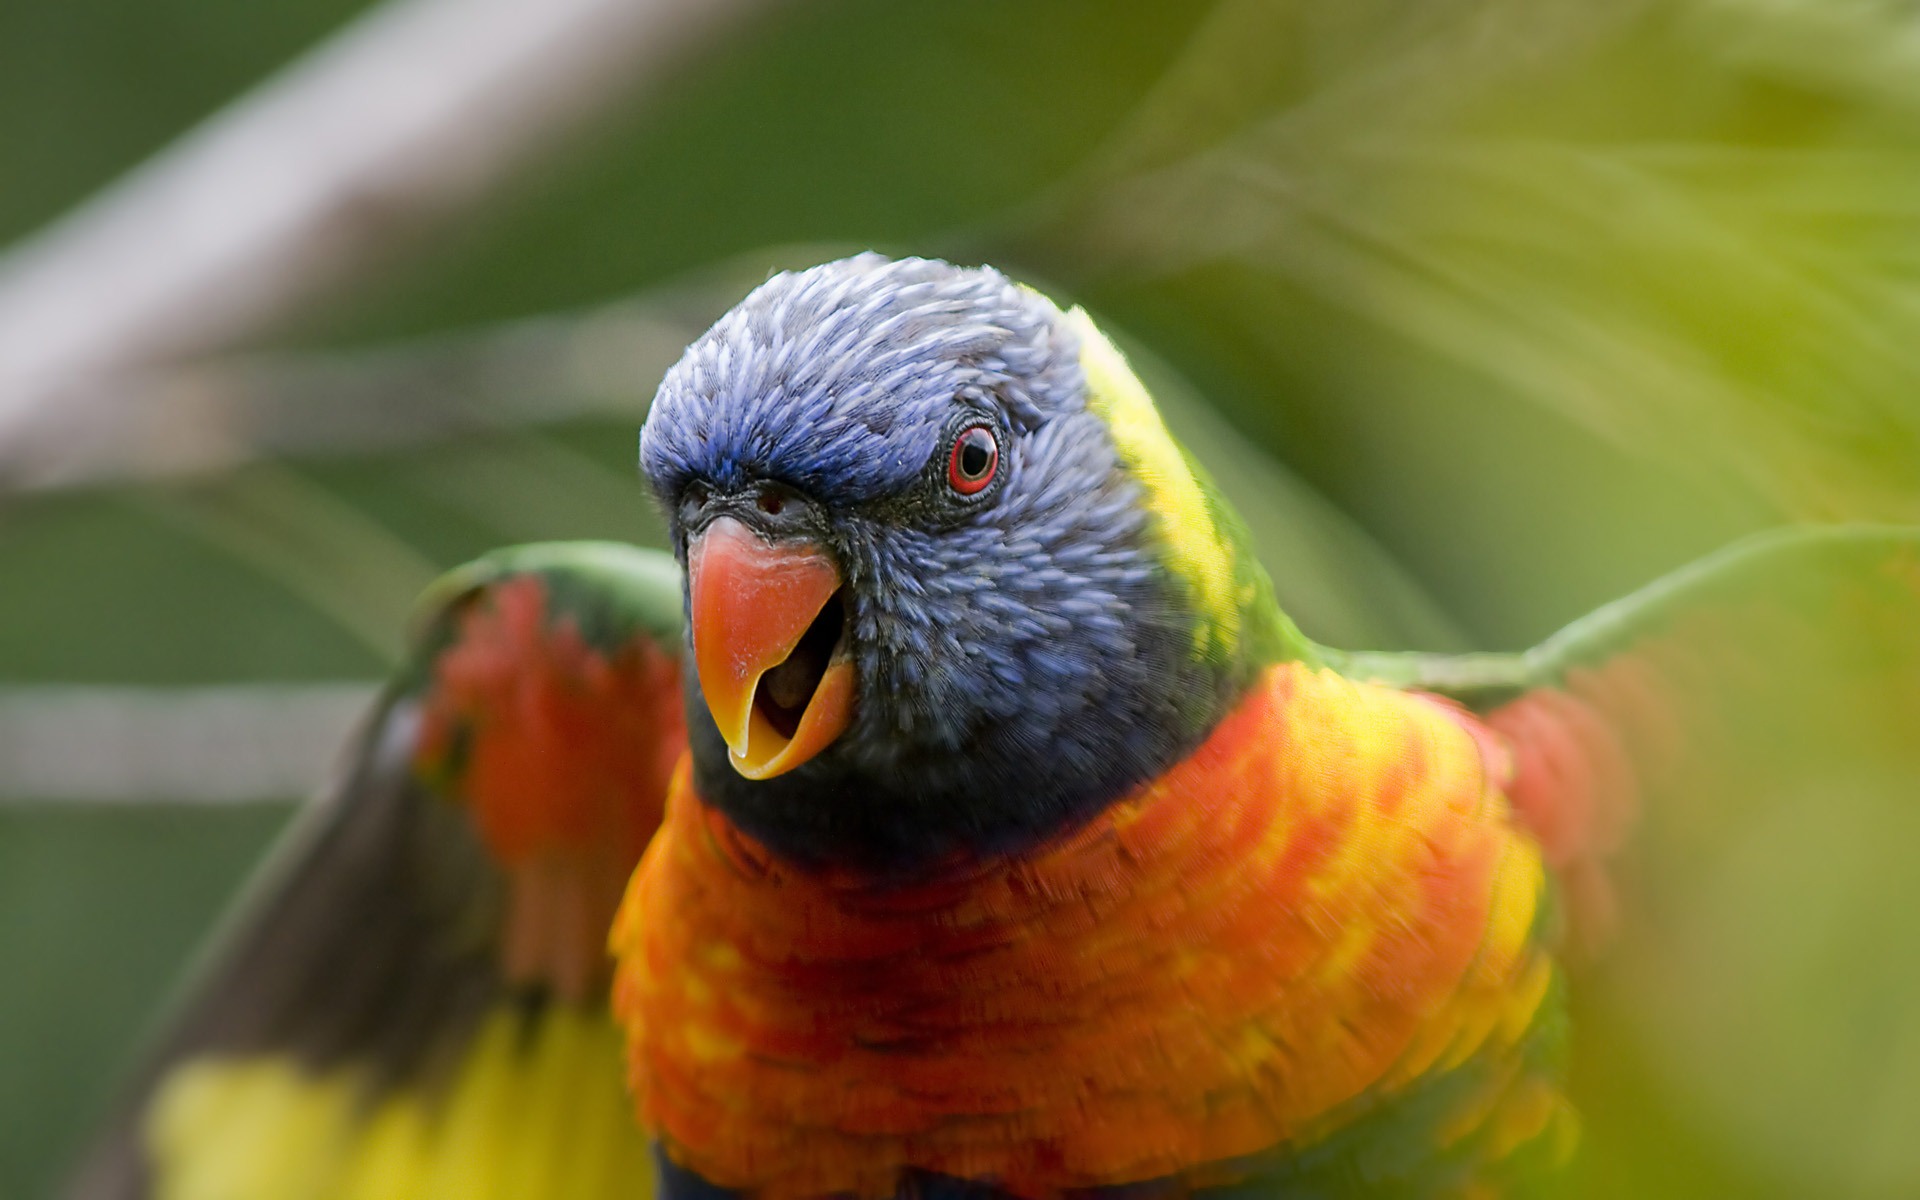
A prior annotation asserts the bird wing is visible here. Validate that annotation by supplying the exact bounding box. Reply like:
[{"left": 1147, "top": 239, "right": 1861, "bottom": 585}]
[
  {"left": 67, "top": 542, "right": 686, "bottom": 1200},
  {"left": 1327, "top": 524, "right": 1920, "bottom": 952}
]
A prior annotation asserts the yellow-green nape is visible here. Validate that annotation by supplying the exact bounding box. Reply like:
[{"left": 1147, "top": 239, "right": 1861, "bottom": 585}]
[
  {"left": 144, "top": 1008, "right": 655, "bottom": 1200},
  {"left": 1075, "top": 309, "right": 1251, "bottom": 660}
]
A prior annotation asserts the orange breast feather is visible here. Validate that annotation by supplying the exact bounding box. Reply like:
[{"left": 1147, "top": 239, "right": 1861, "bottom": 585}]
[{"left": 611, "top": 663, "right": 1555, "bottom": 1197}]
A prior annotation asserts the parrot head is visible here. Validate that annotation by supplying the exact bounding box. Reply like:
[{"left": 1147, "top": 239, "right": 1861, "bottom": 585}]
[{"left": 640, "top": 254, "right": 1297, "bottom": 869}]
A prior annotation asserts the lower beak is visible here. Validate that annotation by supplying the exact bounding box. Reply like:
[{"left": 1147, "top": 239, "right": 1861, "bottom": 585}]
[{"left": 688, "top": 516, "right": 854, "bottom": 780}]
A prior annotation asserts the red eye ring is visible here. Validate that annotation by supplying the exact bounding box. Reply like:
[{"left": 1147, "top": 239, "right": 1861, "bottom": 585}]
[{"left": 947, "top": 425, "right": 998, "bottom": 495}]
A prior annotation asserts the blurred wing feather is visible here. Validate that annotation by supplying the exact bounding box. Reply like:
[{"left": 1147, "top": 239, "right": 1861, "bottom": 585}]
[
  {"left": 1333, "top": 524, "right": 1920, "bottom": 951},
  {"left": 67, "top": 542, "right": 686, "bottom": 1200}
]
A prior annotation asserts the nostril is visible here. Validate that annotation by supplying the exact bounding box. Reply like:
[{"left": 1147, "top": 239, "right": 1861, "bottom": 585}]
[
  {"left": 678, "top": 482, "right": 713, "bottom": 527},
  {"left": 757, "top": 492, "right": 784, "bottom": 516}
]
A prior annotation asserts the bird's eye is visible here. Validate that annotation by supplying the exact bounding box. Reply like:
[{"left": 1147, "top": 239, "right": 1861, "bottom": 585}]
[{"left": 947, "top": 425, "right": 998, "bottom": 495}]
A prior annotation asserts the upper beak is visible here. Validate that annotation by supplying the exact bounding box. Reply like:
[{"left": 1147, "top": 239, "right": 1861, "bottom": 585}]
[{"left": 688, "top": 516, "right": 854, "bottom": 780}]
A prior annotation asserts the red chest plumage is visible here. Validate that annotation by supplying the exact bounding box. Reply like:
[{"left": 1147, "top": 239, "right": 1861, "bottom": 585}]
[{"left": 611, "top": 663, "right": 1559, "bottom": 1197}]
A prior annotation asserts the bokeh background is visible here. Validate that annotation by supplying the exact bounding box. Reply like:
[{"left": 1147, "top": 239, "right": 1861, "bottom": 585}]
[{"left": 4, "top": 1, "right": 1920, "bottom": 1196}]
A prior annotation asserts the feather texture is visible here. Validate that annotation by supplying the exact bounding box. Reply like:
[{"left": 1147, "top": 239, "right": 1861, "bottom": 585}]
[{"left": 613, "top": 663, "right": 1569, "bottom": 1198}]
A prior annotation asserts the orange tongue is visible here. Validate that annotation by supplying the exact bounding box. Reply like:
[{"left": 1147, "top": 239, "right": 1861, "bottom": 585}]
[{"left": 688, "top": 516, "right": 854, "bottom": 779}]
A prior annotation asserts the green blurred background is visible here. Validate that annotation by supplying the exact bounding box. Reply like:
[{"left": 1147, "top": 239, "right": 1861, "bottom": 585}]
[{"left": 4, "top": 1, "right": 1920, "bottom": 1196}]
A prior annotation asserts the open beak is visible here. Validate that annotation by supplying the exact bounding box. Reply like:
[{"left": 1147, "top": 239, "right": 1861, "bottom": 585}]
[{"left": 688, "top": 516, "right": 854, "bottom": 780}]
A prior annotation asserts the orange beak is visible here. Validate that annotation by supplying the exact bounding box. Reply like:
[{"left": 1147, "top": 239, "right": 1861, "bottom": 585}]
[{"left": 688, "top": 516, "right": 855, "bottom": 780}]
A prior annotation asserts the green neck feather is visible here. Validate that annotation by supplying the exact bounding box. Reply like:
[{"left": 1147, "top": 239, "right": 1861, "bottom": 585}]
[{"left": 1070, "top": 308, "right": 1320, "bottom": 679}]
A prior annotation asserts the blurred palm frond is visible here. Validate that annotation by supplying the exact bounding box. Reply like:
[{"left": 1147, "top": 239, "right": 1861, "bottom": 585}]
[{"left": 1017, "top": 0, "right": 1920, "bottom": 521}]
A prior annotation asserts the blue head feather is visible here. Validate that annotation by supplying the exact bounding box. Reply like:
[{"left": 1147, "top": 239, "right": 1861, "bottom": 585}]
[
  {"left": 643, "top": 255, "right": 1069, "bottom": 504},
  {"left": 641, "top": 255, "right": 1247, "bottom": 869}
]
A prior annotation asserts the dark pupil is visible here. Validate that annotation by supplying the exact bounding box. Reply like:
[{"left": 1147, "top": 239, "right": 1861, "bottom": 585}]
[{"left": 959, "top": 434, "right": 992, "bottom": 478}]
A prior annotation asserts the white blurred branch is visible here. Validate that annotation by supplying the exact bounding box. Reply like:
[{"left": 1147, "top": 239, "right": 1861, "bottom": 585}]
[
  {"left": 0, "top": 0, "right": 778, "bottom": 469},
  {"left": 0, "top": 684, "right": 378, "bottom": 803},
  {"left": 3, "top": 300, "right": 707, "bottom": 493}
]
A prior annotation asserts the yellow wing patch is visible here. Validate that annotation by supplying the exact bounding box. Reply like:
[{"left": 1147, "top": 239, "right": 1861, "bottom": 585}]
[
  {"left": 1069, "top": 307, "right": 1242, "bottom": 658},
  {"left": 146, "top": 1006, "right": 655, "bottom": 1200}
]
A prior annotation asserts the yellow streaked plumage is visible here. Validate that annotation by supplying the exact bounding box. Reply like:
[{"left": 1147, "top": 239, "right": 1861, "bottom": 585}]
[
  {"left": 146, "top": 1007, "right": 655, "bottom": 1200},
  {"left": 1071, "top": 307, "right": 1242, "bottom": 658}
]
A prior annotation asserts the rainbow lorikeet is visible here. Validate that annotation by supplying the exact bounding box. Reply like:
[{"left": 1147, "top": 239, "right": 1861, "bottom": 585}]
[{"left": 69, "top": 255, "right": 1920, "bottom": 1199}]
